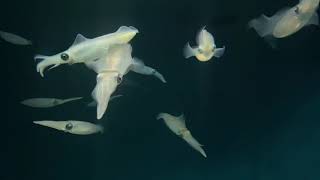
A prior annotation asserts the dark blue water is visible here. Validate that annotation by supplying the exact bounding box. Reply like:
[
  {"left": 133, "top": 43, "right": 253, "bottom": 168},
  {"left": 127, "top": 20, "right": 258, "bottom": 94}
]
[{"left": 2, "top": 0, "right": 320, "bottom": 180}]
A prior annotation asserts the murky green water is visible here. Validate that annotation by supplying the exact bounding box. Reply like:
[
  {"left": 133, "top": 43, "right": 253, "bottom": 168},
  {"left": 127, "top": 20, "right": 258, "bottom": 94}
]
[{"left": 3, "top": 0, "right": 320, "bottom": 180}]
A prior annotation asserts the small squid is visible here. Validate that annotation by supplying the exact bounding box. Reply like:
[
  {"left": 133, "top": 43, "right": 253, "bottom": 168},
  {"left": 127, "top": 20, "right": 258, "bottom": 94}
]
[
  {"left": 184, "top": 26, "right": 225, "bottom": 62},
  {"left": 33, "top": 120, "right": 103, "bottom": 135},
  {"left": 157, "top": 113, "right": 207, "bottom": 158},
  {"left": 0, "top": 30, "right": 32, "bottom": 45},
  {"left": 21, "top": 97, "right": 83, "bottom": 108}
]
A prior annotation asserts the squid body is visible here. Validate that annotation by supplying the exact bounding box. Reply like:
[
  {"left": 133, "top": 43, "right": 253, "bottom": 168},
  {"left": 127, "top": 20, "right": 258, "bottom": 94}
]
[
  {"left": 184, "top": 27, "right": 225, "bottom": 62},
  {"left": 249, "top": 0, "right": 319, "bottom": 39},
  {"left": 85, "top": 43, "right": 166, "bottom": 119},
  {"left": 21, "top": 97, "right": 83, "bottom": 108},
  {"left": 0, "top": 30, "right": 32, "bottom": 45},
  {"left": 157, "top": 113, "right": 207, "bottom": 158},
  {"left": 87, "top": 94, "right": 123, "bottom": 107},
  {"left": 34, "top": 120, "right": 103, "bottom": 135},
  {"left": 35, "top": 26, "right": 139, "bottom": 77}
]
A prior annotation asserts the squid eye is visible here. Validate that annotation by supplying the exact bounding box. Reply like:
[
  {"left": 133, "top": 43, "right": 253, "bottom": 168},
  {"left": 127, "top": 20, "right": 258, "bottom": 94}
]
[
  {"left": 117, "top": 76, "right": 122, "bottom": 84},
  {"left": 60, "top": 53, "right": 69, "bottom": 61},
  {"left": 294, "top": 7, "right": 300, "bottom": 14},
  {"left": 65, "top": 123, "right": 73, "bottom": 130},
  {"left": 198, "top": 49, "right": 204, "bottom": 54}
]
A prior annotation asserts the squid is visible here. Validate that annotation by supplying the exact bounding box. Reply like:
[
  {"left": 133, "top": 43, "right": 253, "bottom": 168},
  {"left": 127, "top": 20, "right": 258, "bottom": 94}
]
[
  {"left": 20, "top": 97, "right": 82, "bottom": 108},
  {"left": 33, "top": 120, "right": 103, "bottom": 135},
  {"left": 0, "top": 30, "right": 32, "bottom": 45},
  {"left": 249, "top": 0, "right": 319, "bottom": 40},
  {"left": 85, "top": 44, "right": 166, "bottom": 119},
  {"left": 184, "top": 26, "right": 225, "bottom": 62},
  {"left": 34, "top": 26, "right": 139, "bottom": 77},
  {"left": 157, "top": 113, "right": 207, "bottom": 158}
]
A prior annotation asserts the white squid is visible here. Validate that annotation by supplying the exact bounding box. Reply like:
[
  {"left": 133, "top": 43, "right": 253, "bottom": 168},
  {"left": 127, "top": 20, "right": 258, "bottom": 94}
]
[
  {"left": 34, "top": 26, "right": 139, "bottom": 77},
  {"left": 249, "top": 0, "right": 319, "bottom": 39},
  {"left": 85, "top": 44, "right": 166, "bottom": 119},
  {"left": 0, "top": 30, "right": 32, "bottom": 45},
  {"left": 184, "top": 26, "right": 225, "bottom": 62},
  {"left": 157, "top": 113, "right": 207, "bottom": 158},
  {"left": 33, "top": 120, "right": 103, "bottom": 135},
  {"left": 21, "top": 97, "right": 82, "bottom": 108}
]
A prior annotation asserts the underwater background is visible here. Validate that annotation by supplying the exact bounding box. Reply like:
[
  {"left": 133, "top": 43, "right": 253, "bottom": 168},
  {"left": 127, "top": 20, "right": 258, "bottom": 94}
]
[{"left": 2, "top": 0, "right": 320, "bottom": 180}]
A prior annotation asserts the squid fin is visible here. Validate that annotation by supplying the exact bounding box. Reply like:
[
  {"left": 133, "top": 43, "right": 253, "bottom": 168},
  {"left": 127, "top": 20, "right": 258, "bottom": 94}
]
[{"left": 71, "top": 34, "right": 88, "bottom": 47}]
